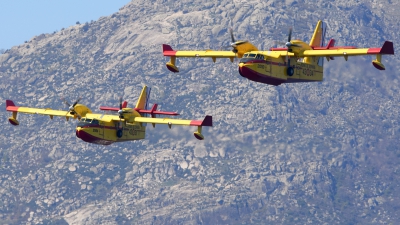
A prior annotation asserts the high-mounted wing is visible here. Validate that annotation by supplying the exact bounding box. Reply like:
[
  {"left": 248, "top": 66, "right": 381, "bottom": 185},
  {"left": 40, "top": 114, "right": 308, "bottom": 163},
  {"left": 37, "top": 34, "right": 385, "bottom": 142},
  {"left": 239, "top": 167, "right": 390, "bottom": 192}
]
[
  {"left": 110, "top": 114, "right": 213, "bottom": 140},
  {"left": 163, "top": 44, "right": 236, "bottom": 73},
  {"left": 5, "top": 100, "right": 91, "bottom": 125},
  {"left": 163, "top": 44, "right": 236, "bottom": 58},
  {"left": 300, "top": 41, "right": 394, "bottom": 70}
]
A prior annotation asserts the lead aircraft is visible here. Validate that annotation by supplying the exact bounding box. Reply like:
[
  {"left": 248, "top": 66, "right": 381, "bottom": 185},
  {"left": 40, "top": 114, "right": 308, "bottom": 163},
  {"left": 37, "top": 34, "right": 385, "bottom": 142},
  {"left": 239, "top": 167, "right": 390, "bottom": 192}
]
[
  {"left": 6, "top": 86, "right": 212, "bottom": 145},
  {"left": 163, "top": 20, "right": 394, "bottom": 86}
]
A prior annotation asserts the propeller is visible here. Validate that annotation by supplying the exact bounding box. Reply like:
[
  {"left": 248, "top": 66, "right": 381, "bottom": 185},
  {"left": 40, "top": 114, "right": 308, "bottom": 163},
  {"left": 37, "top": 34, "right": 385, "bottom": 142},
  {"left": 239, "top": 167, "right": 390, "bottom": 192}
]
[
  {"left": 229, "top": 27, "right": 248, "bottom": 54},
  {"left": 61, "top": 96, "right": 82, "bottom": 119},
  {"left": 285, "top": 27, "right": 300, "bottom": 51},
  {"left": 118, "top": 96, "right": 125, "bottom": 119}
]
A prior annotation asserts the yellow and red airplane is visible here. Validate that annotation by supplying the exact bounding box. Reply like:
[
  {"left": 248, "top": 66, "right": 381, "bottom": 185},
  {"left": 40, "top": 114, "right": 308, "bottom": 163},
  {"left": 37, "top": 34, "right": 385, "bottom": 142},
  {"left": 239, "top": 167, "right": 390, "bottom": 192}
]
[
  {"left": 163, "top": 20, "right": 394, "bottom": 86},
  {"left": 6, "top": 86, "right": 212, "bottom": 145}
]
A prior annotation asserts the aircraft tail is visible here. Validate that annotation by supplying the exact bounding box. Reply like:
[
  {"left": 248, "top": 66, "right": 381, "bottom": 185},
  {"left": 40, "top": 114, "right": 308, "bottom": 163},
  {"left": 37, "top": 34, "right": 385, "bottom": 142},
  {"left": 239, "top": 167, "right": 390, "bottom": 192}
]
[
  {"left": 135, "top": 86, "right": 151, "bottom": 110},
  {"left": 309, "top": 20, "right": 326, "bottom": 48},
  {"left": 304, "top": 20, "right": 326, "bottom": 66}
]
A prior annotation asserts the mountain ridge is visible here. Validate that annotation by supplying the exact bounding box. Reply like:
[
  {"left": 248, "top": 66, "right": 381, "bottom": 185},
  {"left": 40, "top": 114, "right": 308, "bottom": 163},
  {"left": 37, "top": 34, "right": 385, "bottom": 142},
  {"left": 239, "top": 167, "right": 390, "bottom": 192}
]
[{"left": 0, "top": 0, "right": 399, "bottom": 224}]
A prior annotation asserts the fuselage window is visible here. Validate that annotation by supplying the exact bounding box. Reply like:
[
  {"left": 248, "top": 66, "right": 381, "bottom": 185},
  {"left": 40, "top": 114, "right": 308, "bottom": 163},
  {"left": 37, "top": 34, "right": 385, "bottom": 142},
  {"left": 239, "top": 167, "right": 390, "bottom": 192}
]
[
  {"left": 248, "top": 53, "right": 256, "bottom": 58},
  {"left": 255, "top": 54, "right": 264, "bottom": 59}
]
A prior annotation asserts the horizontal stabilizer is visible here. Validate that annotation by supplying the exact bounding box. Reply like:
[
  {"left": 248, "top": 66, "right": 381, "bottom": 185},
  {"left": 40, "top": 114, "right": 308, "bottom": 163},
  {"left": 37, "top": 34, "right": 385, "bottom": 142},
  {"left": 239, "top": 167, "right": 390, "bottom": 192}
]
[
  {"left": 137, "top": 103, "right": 179, "bottom": 116},
  {"left": 99, "top": 101, "right": 127, "bottom": 111}
]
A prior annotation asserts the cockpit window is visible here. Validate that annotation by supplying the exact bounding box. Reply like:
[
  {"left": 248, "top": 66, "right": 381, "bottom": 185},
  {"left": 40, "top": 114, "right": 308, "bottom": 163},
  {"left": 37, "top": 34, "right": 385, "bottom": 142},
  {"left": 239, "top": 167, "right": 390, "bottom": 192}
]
[
  {"left": 243, "top": 54, "right": 249, "bottom": 58},
  {"left": 91, "top": 119, "right": 99, "bottom": 125},
  {"left": 86, "top": 119, "right": 93, "bottom": 123},
  {"left": 248, "top": 53, "right": 256, "bottom": 58},
  {"left": 255, "top": 54, "right": 265, "bottom": 60}
]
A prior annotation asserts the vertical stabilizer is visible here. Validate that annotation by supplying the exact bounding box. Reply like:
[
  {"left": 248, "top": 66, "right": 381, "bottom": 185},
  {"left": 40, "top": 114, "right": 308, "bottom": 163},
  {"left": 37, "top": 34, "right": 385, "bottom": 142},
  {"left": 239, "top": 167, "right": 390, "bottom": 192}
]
[
  {"left": 309, "top": 20, "right": 326, "bottom": 47},
  {"left": 135, "top": 86, "right": 148, "bottom": 110},
  {"left": 305, "top": 20, "right": 326, "bottom": 66}
]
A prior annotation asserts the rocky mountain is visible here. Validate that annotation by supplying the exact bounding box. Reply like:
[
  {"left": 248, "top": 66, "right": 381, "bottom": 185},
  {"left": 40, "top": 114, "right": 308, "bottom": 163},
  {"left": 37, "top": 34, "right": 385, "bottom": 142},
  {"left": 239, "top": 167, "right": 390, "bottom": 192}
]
[{"left": 0, "top": 0, "right": 399, "bottom": 224}]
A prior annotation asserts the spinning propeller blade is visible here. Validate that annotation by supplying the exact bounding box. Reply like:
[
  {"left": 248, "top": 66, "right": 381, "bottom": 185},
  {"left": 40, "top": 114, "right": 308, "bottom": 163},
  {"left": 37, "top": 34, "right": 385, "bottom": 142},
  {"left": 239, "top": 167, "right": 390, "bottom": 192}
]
[
  {"left": 60, "top": 97, "right": 82, "bottom": 119},
  {"left": 118, "top": 96, "right": 124, "bottom": 119},
  {"left": 229, "top": 27, "right": 235, "bottom": 43}
]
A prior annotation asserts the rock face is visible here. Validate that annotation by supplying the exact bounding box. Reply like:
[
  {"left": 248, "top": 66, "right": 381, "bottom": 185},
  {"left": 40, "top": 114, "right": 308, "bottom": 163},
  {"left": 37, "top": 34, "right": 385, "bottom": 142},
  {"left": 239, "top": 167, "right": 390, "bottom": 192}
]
[{"left": 0, "top": 0, "right": 399, "bottom": 224}]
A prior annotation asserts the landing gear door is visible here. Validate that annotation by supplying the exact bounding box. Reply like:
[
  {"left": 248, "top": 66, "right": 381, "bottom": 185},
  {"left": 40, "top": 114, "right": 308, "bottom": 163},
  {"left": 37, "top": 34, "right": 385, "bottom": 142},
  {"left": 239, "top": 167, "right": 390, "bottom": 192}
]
[
  {"left": 99, "top": 122, "right": 104, "bottom": 137},
  {"left": 265, "top": 55, "right": 271, "bottom": 74},
  {"left": 296, "top": 62, "right": 301, "bottom": 76}
]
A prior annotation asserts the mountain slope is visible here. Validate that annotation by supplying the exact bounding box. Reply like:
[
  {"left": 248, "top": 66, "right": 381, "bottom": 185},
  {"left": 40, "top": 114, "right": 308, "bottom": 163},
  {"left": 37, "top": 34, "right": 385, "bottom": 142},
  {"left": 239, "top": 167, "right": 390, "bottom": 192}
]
[{"left": 0, "top": 0, "right": 399, "bottom": 224}]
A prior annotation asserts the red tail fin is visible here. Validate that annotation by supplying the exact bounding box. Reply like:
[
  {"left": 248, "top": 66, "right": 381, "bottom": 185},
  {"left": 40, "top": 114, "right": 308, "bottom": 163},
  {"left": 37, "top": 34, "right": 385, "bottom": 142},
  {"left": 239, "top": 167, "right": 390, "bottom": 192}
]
[{"left": 326, "top": 39, "right": 335, "bottom": 48}]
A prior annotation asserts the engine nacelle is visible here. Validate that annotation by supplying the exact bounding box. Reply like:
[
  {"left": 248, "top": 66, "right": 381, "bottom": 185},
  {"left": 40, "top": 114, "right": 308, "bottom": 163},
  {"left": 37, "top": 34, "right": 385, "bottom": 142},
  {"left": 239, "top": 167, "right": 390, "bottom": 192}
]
[{"left": 8, "top": 117, "right": 19, "bottom": 126}]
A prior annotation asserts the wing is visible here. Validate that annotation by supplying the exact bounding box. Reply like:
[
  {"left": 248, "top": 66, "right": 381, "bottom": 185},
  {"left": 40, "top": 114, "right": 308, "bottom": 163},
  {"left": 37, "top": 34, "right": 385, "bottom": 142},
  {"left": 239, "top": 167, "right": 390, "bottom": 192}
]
[
  {"left": 300, "top": 41, "right": 394, "bottom": 70},
  {"left": 163, "top": 44, "right": 236, "bottom": 73},
  {"left": 300, "top": 41, "right": 394, "bottom": 57},
  {"left": 133, "top": 116, "right": 212, "bottom": 127},
  {"left": 110, "top": 114, "right": 213, "bottom": 140},
  {"left": 163, "top": 44, "right": 236, "bottom": 58},
  {"left": 6, "top": 100, "right": 78, "bottom": 125},
  {"left": 6, "top": 100, "right": 73, "bottom": 117}
]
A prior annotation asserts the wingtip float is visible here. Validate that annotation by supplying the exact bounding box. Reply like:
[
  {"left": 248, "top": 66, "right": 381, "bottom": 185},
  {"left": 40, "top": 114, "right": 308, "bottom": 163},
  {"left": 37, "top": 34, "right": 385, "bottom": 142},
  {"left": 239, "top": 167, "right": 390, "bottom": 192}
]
[{"left": 6, "top": 86, "right": 213, "bottom": 145}]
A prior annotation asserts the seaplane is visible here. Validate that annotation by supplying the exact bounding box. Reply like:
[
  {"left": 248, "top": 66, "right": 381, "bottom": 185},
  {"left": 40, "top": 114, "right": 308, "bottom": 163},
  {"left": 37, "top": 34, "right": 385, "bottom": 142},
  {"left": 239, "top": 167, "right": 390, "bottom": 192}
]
[
  {"left": 162, "top": 20, "right": 394, "bottom": 86},
  {"left": 6, "top": 86, "right": 212, "bottom": 145}
]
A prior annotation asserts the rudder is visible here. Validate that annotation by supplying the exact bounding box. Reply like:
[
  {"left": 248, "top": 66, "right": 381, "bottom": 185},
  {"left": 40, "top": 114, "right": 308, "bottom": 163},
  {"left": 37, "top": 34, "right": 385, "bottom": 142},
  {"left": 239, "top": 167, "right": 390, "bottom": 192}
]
[{"left": 135, "top": 86, "right": 151, "bottom": 110}]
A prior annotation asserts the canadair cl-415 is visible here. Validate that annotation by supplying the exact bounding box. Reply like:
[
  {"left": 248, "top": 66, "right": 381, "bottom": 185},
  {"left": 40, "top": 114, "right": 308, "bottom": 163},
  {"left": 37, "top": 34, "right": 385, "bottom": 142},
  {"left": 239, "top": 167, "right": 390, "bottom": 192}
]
[
  {"left": 163, "top": 20, "right": 394, "bottom": 86},
  {"left": 6, "top": 86, "right": 212, "bottom": 145}
]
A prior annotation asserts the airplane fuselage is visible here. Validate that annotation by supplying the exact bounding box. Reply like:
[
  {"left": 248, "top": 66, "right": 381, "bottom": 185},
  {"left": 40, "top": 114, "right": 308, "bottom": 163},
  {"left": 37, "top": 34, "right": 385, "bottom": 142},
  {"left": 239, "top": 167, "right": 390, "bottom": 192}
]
[
  {"left": 75, "top": 117, "right": 146, "bottom": 145},
  {"left": 238, "top": 51, "right": 324, "bottom": 86}
]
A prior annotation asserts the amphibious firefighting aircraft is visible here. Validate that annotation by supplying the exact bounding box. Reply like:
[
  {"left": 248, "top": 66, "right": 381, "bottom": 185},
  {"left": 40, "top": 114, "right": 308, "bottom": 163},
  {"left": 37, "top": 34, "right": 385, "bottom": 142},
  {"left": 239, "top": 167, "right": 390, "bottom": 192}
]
[
  {"left": 6, "top": 86, "right": 212, "bottom": 145},
  {"left": 162, "top": 20, "right": 394, "bottom": 86}
]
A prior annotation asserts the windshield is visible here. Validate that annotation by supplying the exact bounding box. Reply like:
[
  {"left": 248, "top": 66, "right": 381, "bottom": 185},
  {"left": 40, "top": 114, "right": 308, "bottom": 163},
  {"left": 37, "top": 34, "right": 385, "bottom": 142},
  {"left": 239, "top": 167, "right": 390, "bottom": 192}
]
[{"left": 240, "top": 53, "right": 264, "bottom": 63}]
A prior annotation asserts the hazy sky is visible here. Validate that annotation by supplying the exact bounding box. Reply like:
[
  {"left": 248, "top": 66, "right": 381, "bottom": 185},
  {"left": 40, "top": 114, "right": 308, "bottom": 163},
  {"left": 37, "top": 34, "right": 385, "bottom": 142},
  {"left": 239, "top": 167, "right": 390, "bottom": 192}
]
[{"left": 0, "top": 0, "right": 130, "bottom": 50}]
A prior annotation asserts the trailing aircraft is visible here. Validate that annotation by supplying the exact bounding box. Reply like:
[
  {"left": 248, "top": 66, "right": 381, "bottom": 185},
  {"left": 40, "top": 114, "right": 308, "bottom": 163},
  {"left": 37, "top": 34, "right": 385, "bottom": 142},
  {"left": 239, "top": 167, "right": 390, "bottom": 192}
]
[{"left": 6, "top": 86, "right": 212, "bottom": 145}]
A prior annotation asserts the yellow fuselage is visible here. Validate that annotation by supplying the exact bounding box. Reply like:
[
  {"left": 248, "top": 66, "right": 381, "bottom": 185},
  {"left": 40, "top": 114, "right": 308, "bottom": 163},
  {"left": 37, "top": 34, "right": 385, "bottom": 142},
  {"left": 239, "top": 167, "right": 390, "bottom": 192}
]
[
  {"left": 75, "top": 116, "right": 146, "bottom": 145},
  {"left": 238, "top": 51, "right": 324, "bottom": 86}
]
